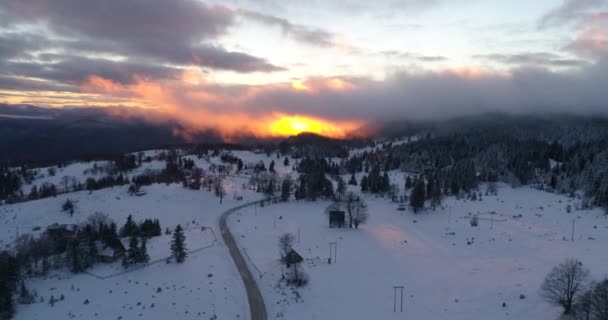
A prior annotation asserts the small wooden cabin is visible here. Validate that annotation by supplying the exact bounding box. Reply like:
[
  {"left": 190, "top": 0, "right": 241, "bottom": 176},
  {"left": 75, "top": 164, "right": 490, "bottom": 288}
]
[
  {"left": 284, "top": 248, "right": 303, "bottom": 268},
  {"left": 329, "top": 210, "right": 346, "bottom": 228}
]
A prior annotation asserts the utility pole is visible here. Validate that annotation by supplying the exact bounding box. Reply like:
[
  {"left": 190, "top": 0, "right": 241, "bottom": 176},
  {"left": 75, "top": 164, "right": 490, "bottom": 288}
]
[
  {"left": 329, "top": 242, "right": 337, "bottom": 264},
  {"left": 571, "top": 219, "right": 575, "bottom": 241},
  {"left": 448, "top": 207, "right": 452, "bottom": 225},
  {"left": 393, "top": 286, "right": 404, "bottom": 312}
]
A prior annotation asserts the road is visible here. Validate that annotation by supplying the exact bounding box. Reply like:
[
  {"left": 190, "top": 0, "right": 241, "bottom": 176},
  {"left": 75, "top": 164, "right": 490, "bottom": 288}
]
[{"left": 219, "top": 200, "right": 268, "bottom": 320}]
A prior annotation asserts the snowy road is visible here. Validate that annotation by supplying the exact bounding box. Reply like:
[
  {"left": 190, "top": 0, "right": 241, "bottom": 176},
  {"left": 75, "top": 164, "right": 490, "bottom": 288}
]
[{"left": 220, "top": 200, "right": 268, "bottom": 320}]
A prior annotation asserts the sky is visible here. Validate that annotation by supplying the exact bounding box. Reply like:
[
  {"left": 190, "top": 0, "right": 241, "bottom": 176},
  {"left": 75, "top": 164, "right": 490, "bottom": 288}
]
[{"left": 0, "top": 0, "right": 607, "bottom": 138}]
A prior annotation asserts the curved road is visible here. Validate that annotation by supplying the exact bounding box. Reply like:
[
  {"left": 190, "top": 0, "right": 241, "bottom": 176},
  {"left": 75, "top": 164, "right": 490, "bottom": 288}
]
[{"left": 219, "top": 200, "right": 268, "bottom": 320}]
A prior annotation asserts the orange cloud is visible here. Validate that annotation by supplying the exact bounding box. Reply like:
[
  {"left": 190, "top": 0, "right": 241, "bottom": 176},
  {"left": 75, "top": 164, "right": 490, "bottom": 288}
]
[
  {"left": 80, "top": 70, "right": 365, "bottom": 140},
  {"left": 445, "top": 66, "right": 509, "bottom": 80},
  {"left": 290, "top": 77, "right": 356, "bottom": 93}
]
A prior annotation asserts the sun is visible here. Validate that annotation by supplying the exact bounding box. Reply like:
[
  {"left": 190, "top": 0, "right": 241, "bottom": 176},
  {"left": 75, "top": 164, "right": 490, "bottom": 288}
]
[{"left": 267, "top": 115, "right": 360, "bottom": 138}]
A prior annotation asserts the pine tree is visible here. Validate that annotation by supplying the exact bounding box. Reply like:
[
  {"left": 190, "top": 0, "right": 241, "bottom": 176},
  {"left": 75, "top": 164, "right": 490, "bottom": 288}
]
[
  {"left": 127, "top": 236, "right": 139, "bottom": 265},
  {"left": 431, "top": 178, "right": 442, "bottom": 209},
  {"left": 140, "top": 238, "right": 150, "bottom": 264},
  {"left": 171, "top": 225, "right": 187, "bottom": 263},
  {"left": 336, "top": 176, "right": 346, "bottom": 199},
  {"left": 121, "top": 214, "right": 138, "bottom": 237},
  {"left": 281, "top": 176, "right": 292, "bottom": 202},
  {"left": 405, "top": 176, "right": 413, "bottom": 189},
  {"left": 360, "top": 176, "right": 369, "bottom": 192},
  {"left": 269, "top": 160, "right": 275, "bottom": 173},
  {"left": 121, "top": 252, "right": 129, "bottom": 269},
  {"left": 86, "top": 237, "right": 98, "bottom": 268},
  {"left": 67, "top": 238, "right": 83, "bottom": 273},
  {"left": 0, "top": 284, "right": 14, "bottom": 320},
  {"left": 154, "top": 219, "right": 162, "bottom": 237},
  {"left": 410, "top": 178, "right": 426, "bottom": 213},
  {"left": 348, "top": 174, "right": 357, "bottom": 186},
  {"left": 283, "top": 157, "right": 290, "bottom": 166}
]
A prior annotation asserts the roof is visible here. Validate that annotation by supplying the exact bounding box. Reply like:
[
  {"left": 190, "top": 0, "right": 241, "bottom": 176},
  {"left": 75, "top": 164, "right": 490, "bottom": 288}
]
[
  {"left": 285, "top": 248, "right": 304, "bottom": 264},
  {"left": 46, "top": 224, "right": 78, "bottom": 232},
  {"left": 95, "top": 238, "right": 126, "bottom": 257}
]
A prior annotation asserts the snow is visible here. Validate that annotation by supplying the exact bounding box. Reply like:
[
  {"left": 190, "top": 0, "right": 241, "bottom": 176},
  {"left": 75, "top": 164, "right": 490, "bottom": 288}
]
[
  {"left": 228, "top": 184, "right": 608, "bottom": 320},
  {"left": 17, "top": 244, "right": 246, "bottom": 320},
  {"left": 3, "top": 147, "right": 608, "bottom": 320},
  {"left": 1, "top": 168, "right": 264, "bottom": 320}
]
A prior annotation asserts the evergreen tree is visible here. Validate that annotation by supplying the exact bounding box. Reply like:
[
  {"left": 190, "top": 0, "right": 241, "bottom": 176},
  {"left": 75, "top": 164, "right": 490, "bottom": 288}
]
[
  {"left": 127, "top": 236, "right": 139, "bottom": 265},
  {"left": 283, "top": 157, "right": 290, "bottom": 166},
  {"left": 86, "top": 237, "right": 98, "bottom": 268},
  {"left": 431, "top": 178, "right": 443, "bottom": 209},
  {"left": 336, "top": 176, "right": 346, "bottom": 199},
  {"left": 121, "top": 214, "right": 139, "bottom": 237},
  {"left": 269, "top": 160, "right": 275, "bottom": 173},
  {"left": 0, "top": 251, "right": 19, "bottom": 320},
  {"left": 140, "top": 238, "right": 150, "bottom": 264},
  {"left": 67, "top": 238, "right": 84, "bottom": 273},
  {"left": 360, "top": 175, "right": 369, "bottom": 192},
  {"left": 0, "top": 286, "right": 14, "bottom": 320},
  {"left": 62, "top": 199, "right": 75, "bottom": 216},
  {"left": 410, "top": 178, "right": 426, "bottom": 213},
  {"left": 171, "top": 225, "right": 187, "bottom": 263},
  {"left": 348, "top": 174, "right": 357, "bottom": 186},
  {"left": 405, "top": 176, "right": 413, "bottom": 190},
  {"left": 121, "top": 252, "right": 129, "bottom": 269},
  {"left": 280, "top": 176, "right": 292, "bottom": 202}
]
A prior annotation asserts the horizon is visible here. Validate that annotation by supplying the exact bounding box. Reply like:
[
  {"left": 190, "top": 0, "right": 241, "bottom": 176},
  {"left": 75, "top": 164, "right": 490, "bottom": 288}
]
[{"left": 1, "top": 0, "right": 608, "bottom": 138}]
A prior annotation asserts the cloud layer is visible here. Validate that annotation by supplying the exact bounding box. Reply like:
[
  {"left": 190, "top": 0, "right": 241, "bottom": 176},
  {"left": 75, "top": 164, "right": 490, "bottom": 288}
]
[{"left": 1, "top": 0, "right": 608, "bottom": 139}]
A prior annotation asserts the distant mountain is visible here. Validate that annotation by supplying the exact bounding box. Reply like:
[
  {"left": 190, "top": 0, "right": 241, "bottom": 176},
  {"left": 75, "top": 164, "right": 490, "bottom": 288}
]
[{"left": 0, "top": 105, "right": 223, "bottom": 163}]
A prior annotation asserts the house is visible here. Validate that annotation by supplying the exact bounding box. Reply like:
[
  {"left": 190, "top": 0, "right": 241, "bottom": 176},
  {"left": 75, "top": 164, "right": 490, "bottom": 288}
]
[
  {"left": 46, "top": 224, "right": 78, "bottom": 239},
  {"left": 45, "top": 224, "right": 79, "bottom": 253},
  {"left": 284, "top": 248, "right": 303, "bottom": 268},
  {"left": 329, "top": 210, "right": 346, "bottom": 228},
  {"left": 96, "top": 238, "right": 127, "bottom": 263}
]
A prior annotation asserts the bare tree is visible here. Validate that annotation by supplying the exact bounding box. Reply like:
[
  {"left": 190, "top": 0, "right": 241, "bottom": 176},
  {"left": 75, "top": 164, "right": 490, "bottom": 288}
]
[
  {"left": 486, "top": 182, "right": 498, "bottom": 195},
  {"left": 213, "top": 177, "right": 225, "bottom": 203},
  {"left": 61, "top": 176, "right": 71, "bottom": 193},
  {"left": 86, "top": 212, "right": 111, "bottom": 230},
  {"left": 589, "top": 279, "right": 608, "bottom": 320},
  {"left": 278, "top": 233, "right": 295, "bottom": 260},
  {"left": 344, "top": 191, "right": 368, "bottom": 229},
  {"left": 541, "top": 258, "right": 591, "bottom": 315}
]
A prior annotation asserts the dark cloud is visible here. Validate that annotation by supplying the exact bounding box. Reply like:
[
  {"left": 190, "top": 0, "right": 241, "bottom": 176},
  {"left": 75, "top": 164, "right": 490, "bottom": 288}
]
[
  {"left": 0, "top": 75, "right": 77, "bottom": 92},
  {"left": 381, "top": 51, "right": 448, "bottom": 62},
  {"left": 564, "top": 12, "right": 608, "bottom": 58},
  {"left": 4, "top": 56, "right": 183, "bottom": 85},
  {"left": 239, "top": 59, "right": 608, "bottom": 122},
  {"left": 238, "top": 9, "right": 338, "bottom": 48},
  {"left": 0, "top": 32, "right": 50, "bottom": 60},
  {"left": 539, "top": 0, "right": 606, "bottom": 28},
  {"left": 0, "top": 0, "right": 283, "bottom": 73},
  {"left": 232, "top": 0, "right": 446, "bottom": 15},
  {"left": 473, "top": 52, "right": 586, "bottom": 68}
]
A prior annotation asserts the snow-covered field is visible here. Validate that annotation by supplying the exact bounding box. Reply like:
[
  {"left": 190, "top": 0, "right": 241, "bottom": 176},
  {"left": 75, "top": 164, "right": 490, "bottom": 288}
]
[
  {"left": 229, "top": 184, "right": 608, "bottom": 320},
  {"left": 3, "top": 146, "right": 608, "bottom": 320},
  {"left": 0, "top": 180, "right": 262, "bottom": 319},
  {"left": 0, "top": 148, "right": 296, "bottom": 320}
]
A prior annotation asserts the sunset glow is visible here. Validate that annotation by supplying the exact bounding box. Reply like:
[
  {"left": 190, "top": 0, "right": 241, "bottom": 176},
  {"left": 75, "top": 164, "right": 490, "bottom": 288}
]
[
  {"left": 0, "top": 0, "right": 606, "bottom": 141},
  {"left": 268, "top": 115, "right": 359, "bottom": 138}
]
